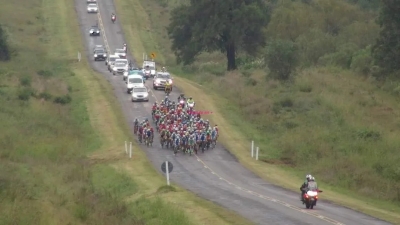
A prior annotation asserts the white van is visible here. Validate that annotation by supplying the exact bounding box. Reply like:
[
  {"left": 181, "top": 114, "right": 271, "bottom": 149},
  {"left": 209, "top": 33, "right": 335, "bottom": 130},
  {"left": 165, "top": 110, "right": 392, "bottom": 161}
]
[{"left": 126, "top": 74, "right": 145, "bottom": 94}]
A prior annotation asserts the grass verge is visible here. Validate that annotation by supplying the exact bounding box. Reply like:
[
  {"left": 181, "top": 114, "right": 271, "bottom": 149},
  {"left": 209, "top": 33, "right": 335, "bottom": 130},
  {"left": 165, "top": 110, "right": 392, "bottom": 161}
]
[
  {"left": 0, "top": 0, "right": 253, "bottom": 224},
  {"left": 114, "top": 0, "right": 400, "bottom": 224}
]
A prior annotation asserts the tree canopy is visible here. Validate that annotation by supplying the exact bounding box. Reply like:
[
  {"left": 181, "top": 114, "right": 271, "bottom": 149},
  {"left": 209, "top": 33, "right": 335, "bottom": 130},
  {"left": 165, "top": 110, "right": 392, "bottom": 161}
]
[
  {"left": 372, "top": 0, "right": 400, "bottom": 75},
  {"left": 167, "top": 0, "right": 271, "bottom": 71}
]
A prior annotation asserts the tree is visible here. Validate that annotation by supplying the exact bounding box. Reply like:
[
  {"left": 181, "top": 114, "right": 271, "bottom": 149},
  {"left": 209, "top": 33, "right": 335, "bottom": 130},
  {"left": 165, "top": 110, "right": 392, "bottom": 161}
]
[
  {"left": 167, "top": 0, "right": 270, "bottom": 71},
  {"left": 372, "top": 0, "right": 400, "bottom": 75},
  {"left": 0, "top": 24, "right": 10, "bottom": 61},
  {"left": 265, "top": 39, "right": 297, "bottom": 80}
]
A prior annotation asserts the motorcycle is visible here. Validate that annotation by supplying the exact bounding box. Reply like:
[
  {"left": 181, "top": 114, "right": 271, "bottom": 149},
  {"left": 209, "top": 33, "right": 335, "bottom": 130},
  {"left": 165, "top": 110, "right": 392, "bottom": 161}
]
[
  {"left": 187, "top": 102, "right": 195, "bottom": 109},
  {"left": 111, "top": 15, "right": 116, "bottom": 23},
  {"left": 302, "top": 189, "right": 322, "bottom": 209}
]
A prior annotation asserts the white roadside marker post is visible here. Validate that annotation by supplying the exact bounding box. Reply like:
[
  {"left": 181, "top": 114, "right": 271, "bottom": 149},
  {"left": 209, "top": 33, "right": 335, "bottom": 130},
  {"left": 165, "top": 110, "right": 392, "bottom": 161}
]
[
  {"left": 129, "top": 142, "right": 132, "bottom": 158},
  {"left": 256, "top": 147, "right": 259, "bottom": 161},
  {"left": 251, "top": 140, "right": 254, "bottom": 158},
  {"left": 166, "top": 161, "right": 170, "bottom": 186},
  {"left": 125, "top": 141, "right": 128, "bottom": 154}
]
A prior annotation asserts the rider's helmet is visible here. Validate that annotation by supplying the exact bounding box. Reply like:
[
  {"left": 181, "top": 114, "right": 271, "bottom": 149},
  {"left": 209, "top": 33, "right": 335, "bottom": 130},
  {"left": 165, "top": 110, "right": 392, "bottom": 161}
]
[
  {"left": 310, "top": 176, "right": 315, "bottom": 181},
  {"left": 306, "top": 174, "right": 312, "bottom": 181},
  {"left": 124, "top": 43, "right": 127, "bottom": 46}
]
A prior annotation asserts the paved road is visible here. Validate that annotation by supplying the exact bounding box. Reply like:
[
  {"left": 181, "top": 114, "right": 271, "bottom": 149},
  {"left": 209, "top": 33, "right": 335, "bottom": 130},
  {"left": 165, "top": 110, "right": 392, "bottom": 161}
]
[{"left": 74, "top": 1, "right": 392, "bottom": 225}]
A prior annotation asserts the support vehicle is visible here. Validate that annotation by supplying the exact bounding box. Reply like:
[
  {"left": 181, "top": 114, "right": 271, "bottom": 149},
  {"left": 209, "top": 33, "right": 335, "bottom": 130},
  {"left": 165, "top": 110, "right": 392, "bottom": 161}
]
[
  {"left": 126, "top": 74, "right": 145, "bottom": 94},
  {"left": 153, "top": 72, "right": 173, "bottom": 90},
  {"left": 142, "top": 60, "right": 156, "bottom": 79}
]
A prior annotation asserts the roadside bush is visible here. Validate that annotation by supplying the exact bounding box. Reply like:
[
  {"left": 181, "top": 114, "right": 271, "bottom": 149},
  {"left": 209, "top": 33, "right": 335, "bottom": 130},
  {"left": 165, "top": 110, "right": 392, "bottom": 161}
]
[
  {"left": 272, "top": 96, "right": 294, "bottom": 113},
  {"left": 54, "top": 94, "right": 72, "bottom": 105},
  {"left": 19, "top": 76, "right": 32, "bottom": 87},
  {"left": 318, "top": 43, "right": 358, "bottom": 68},
  {"left": 37, "top": 69, "right": 53, "bottom": 78},
  {"left": 356, "top": 129, "right": 381, "bottom": 141},
  {"left": 0, "top": 24, "right": 11, "bottom": 61},
  {"left": 295, "top": 29, "right": 336, "bottom": 66},
  {"left": 38, "top": 92, "right": 53, "bottom": 101},
  {"left": 265, "top": 39, "right": 297, "bottom": 80},
  {"left": 18, "top": 88, "right": 34, "bottom": 101},
  {"left": 350, "top": 46, "right": 373, "bottom": 75},
  {"left": 237, "top": 55, "right": 264, "bottom": 70}
]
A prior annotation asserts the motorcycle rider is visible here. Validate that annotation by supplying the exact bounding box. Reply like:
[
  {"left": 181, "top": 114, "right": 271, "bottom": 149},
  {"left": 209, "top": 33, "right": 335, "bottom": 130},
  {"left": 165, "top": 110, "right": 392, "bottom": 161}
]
[
  {"left": 123, "top": 43, "right": 127, "bottom": 53},
  {"left": 300, "top": 174, "right": 312, "bottom": 201},
  {"left": 111, "top": 13, "right": 116, "bottom": 21},
  {"left": 187, "top": 97, "right": 195, "bottom": 106},
  {"left": 307, "top": 176, "right": 318, "bottom": 205},
  {"left": 129, "top": 60, "right": 133, "bottom": 69},
  {"left": 162, "top": 66, "right": 167, "bottom": 72}
]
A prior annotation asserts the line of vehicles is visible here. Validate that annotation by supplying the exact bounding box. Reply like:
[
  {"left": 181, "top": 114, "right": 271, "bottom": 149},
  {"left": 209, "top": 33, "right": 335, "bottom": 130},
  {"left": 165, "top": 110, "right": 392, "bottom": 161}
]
[
  {"left": 86, "top": 1, "right": 172, "bottom": 103},
  {"left": 91, "top": 44, "right": 173, "bottom": 103},
  {"left": 93, "top": 42, "right": 173, "bottom": 102}
]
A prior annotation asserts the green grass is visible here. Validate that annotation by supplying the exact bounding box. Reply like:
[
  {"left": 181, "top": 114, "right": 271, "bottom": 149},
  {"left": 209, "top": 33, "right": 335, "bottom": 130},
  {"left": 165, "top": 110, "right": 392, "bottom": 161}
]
[
  {"left": 115, "top": 0, "right": 400, "bottom": 223},
  {"left": 0, "top": 0, "right": 208, "bottom": 224}
]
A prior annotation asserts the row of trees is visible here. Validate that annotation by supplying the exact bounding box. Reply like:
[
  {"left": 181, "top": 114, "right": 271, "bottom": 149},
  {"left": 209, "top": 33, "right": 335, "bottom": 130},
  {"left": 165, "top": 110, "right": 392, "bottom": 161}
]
[{"left": 168, "top": 0, "right": 400, "bottom": 79}]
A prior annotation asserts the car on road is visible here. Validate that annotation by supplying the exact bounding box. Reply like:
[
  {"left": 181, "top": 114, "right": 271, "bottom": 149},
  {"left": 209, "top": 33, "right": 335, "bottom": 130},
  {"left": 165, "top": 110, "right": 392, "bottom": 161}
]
[
  {"left": 125, "top": 68, "right": 144, "bottom": 81},
  {"left": 105, "top": 54, "right": 118, "bottom": 69},
  {"left": 126, "top": 74, "right": 145, "bottom": 93},
  {"left": 89, "top": 25, "right": 100, "bottom": 36},
  {"left": 131, "top": 86, "right": 149, "bottom": 102},
  {"left": 87, "top": 0, "right": 96, "bottom": 3},
  {"left": 94, "top": 48, "right": 107, "bottom": 61},
  {"left": 153, "top": 72, "right": 172, "bottom": 90},
  {"left": 112, "top": 59, "right": 129, "bottom": 76},
  {"left": 93, "top": 45, "right": 104, "bottom": 53},
  {"left": 87, "top": 3, "right": 98, "bottom": 13},
  {"left": 114, "top": 48, "right": 126, "bottom": 59}
]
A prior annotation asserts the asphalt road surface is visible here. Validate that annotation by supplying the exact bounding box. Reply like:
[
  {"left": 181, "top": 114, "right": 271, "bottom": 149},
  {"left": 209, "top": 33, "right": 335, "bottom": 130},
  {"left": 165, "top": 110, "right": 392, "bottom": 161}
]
[{"left": 74, "top": 1, "right": 392, "bottom": 224}]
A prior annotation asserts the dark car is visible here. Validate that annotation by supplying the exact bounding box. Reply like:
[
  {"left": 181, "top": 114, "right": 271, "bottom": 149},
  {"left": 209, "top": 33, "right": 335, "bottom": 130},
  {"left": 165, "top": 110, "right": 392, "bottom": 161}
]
[
  {"left": 89, "top": 25, "right": 100, "bottom": 36},
  {"left": 94, "top": 49, "right": 107, "bottom": 61}
]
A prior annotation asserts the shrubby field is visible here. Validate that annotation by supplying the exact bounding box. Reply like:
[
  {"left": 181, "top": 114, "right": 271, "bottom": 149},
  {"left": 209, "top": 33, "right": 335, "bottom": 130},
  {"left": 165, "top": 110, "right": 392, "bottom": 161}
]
[{"left": 118, "top": 0, "right": 400, "bottom": 207}]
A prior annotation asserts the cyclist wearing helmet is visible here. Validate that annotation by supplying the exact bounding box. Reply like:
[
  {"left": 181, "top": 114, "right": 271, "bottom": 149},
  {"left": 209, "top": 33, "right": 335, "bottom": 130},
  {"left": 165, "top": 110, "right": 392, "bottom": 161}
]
[
  {"left": 163, "top": 96, "right": 169, "bottom": 104},
  {"left": 300, "top": 174, "right": 312, "bottom": 201}
]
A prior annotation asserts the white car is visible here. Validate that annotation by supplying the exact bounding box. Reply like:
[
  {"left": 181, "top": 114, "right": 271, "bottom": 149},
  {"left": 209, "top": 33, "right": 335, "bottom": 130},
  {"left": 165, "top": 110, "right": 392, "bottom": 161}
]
[
  {"left": 107, "top": 55, "right": 120, "bottom": 71},
  {"left": 87, "top": 3, "right": 98, "bottom": 13},
  {"left": 112, "top": 59, "right": 128, "bottom": 75},
  {"left": 105, "top": 54, "right": 118, "bottom": 66},
  {"left": 114, "top": 48, "right": 126, "bottom": 58},
  {"left": 127, "top": 74, "right": 145, "bottom": 93},
  {"left": 131, "top": 86, "right": 149, "bottom": 102},
  {"left": 112, "top": 61, "right": 128, "bottom": 76},
  {"left": 153, "top": 72, "right": 172, "bottom": 90}
]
